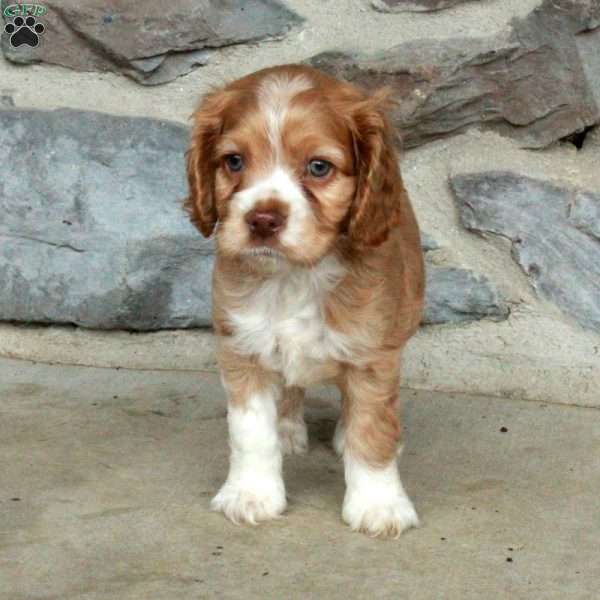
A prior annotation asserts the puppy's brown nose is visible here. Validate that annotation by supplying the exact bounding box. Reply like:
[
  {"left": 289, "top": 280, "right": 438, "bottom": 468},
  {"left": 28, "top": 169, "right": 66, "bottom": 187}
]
[{"left": 245, "top": 210, "right": 286, "bottom": 238}]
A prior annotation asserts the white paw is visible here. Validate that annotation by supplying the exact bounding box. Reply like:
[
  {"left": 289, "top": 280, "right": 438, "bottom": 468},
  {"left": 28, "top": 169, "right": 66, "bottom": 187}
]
[
  {"left": 210, "top": 477, "right": 286, "bottom": 525},
  {"left": 333, "top": 419, "right": 345, "bottom": 456},
  {"left": 342, "top": 491, "right": 419, "bottom": 538},
  {"left": 279, "top": 418, "right": 308, "bottom": 455},
  {"left": 342, "top": 455, "right": 419, "bottom": 538}
]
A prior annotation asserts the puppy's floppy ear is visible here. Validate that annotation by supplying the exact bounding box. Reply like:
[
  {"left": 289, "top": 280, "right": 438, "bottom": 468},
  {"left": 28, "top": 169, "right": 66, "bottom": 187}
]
[
  {"left": 344, "top": 87, "right": 407, "bottom": 248},
  {"left": 184, "top": 88, "right": 235, "bottom": 237}
]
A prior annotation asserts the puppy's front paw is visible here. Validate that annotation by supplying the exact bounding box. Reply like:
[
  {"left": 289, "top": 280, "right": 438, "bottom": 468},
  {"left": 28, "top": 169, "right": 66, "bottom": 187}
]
[
  {"left": 211, "top": 477, "right": 286, "bottom": 525},
  {"left": 342, "top": 490, "right": 419, "bottom": 539},
  {"left": 279, "top": 418, "right": 308, "bottom": 455}
]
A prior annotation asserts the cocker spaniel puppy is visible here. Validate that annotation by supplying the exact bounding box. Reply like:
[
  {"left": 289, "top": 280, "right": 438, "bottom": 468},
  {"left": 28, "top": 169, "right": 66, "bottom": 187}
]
[{"left": 185, "top": 64, "right": 424, "bottom": 538}]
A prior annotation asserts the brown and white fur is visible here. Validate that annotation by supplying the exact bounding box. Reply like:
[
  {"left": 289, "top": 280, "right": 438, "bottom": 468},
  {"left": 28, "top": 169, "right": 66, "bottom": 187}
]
[{"left": 185, "top": 64, "right": 425, "bottom": 538}]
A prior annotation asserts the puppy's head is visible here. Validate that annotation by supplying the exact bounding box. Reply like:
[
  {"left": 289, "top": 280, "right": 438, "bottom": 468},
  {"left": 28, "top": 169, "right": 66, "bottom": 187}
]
[{"left": 185, "top": 64, "right": 404, "bottom": 265}]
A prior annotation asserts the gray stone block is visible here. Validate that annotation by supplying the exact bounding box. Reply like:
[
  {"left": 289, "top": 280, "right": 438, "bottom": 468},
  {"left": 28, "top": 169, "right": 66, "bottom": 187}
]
[
  {"left": 0, "top": 108, "right": 214, "bottom": 330},
  {"left": 424, "top": 267, "right": 509, "bottom": 325},
  {"left": 310, "top": 0, "right": 600, "bottom": 149},
  {"left": 451, "top": 171, "right": 600, "bottom": 332},
  {"left": 1, "top": 0, "right": 303, "bottom": 85},
  {"left": 372, "top": 0, "right": 472, "bottom": 12}
]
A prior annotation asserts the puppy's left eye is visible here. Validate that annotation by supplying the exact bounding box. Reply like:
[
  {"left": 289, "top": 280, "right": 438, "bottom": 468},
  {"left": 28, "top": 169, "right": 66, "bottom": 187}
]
[
  {"left": 224, "top": 154, "right": 244, "bottom": 172},
  {"left": 308, "top": 159, "right": 333, "bottom": 178}
]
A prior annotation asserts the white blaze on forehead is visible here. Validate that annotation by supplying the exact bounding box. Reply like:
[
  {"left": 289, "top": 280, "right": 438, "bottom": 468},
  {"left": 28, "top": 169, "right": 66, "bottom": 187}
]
[{"left": 257, "top": 72, "right": 313, "bottom": 160}]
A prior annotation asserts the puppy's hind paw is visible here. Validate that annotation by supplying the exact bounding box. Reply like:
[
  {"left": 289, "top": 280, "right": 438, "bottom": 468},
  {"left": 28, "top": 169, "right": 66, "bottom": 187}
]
[
  {"left": 332, "top": 419, "right": 345, "bottom": 456},
  {"left": 279, "top": 418, "right": 308, "bottom": 455}
]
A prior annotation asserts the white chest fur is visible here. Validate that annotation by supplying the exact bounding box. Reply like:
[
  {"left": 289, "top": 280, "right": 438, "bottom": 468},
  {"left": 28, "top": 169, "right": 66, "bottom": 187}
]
[{"left": 225, "top": 256, "right": 355, "bottom": 386}]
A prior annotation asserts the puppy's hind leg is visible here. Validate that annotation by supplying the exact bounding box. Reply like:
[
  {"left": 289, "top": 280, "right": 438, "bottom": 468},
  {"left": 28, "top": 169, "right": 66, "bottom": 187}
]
[{"left": 278, "top": 386, "right": 308, "bottom": 455}]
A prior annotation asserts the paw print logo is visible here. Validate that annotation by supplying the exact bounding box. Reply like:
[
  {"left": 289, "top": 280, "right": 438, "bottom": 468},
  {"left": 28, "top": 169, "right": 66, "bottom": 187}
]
[{"left": 4, "top": 15, "right": 45, "bottom": 48}]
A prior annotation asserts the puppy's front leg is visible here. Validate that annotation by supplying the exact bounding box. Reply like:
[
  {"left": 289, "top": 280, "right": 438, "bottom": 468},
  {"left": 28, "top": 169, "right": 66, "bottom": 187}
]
[
  {"left": 339, "top": 361, "right": 419, "bottom": 538},
  {"left": 211, "top": 358, "right": 286, "bottom": 525}
]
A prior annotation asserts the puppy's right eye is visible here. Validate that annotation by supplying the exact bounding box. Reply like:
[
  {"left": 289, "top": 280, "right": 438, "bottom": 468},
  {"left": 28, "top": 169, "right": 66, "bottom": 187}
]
[{"left": 224, "top": 154, "right": 244, "bottom": 172}]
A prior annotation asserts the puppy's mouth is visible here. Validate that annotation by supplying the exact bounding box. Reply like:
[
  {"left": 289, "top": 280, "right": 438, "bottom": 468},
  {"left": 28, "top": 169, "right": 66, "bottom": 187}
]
[{"left": 241, "top": 246, "right": 286, "bottom": 260}]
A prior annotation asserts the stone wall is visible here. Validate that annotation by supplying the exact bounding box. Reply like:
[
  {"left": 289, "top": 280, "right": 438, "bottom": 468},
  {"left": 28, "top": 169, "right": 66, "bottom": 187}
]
[{"left": 1, "top": 0, "right": 599, "bottom": 405}]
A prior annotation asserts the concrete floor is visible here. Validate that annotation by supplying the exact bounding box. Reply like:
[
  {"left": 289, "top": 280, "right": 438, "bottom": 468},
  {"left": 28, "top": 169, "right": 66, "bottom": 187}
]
[{"left": 1, "top": 357, "right": 598, "bottom": 600}]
